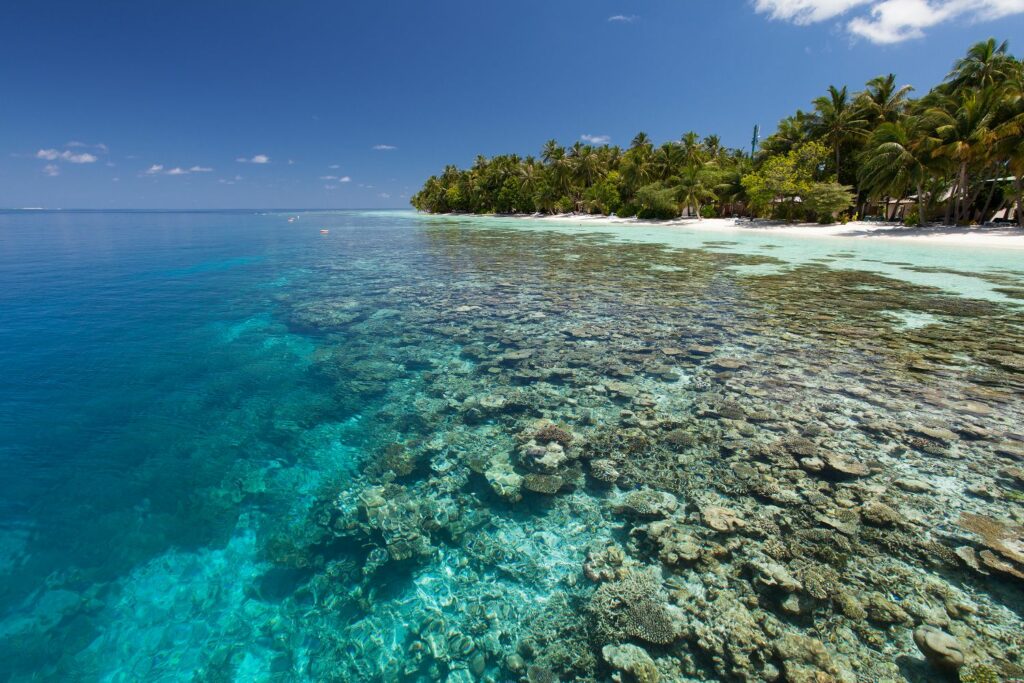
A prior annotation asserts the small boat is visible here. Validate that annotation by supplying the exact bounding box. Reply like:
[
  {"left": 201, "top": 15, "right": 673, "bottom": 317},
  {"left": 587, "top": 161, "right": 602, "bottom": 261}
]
[{"left": 320, "top": 229, "right": 329, "bottom": 234}]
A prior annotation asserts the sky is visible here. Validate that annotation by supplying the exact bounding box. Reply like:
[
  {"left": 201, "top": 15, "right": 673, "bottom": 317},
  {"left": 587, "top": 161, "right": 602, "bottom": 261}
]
[{"left": 2, "top": 0, "right": 1023, "bottom": 209}]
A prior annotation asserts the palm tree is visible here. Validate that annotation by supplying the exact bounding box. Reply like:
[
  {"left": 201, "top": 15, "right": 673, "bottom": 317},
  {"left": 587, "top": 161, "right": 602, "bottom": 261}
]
[
  {"left": 541, "top": 140, "right": 564, "bottom": 164},
  {"left": 702, "top": 135, "right": 723, "bottom": 160},
  {"left": 947, "top": 38, "right": 1014, "bottom": 90},
  {"left": 518, "top": 157, "right": 543, "bottom": 212},
  {"left": 675, "top": 165, "right": 716, "bottom": 219},
  {"left": 620, "top": 136, "right": 655, "bottom": 199},
  {"left": 541, "top": 140, "right": 573, "bottom": 200},
  {"left": 860, "top": 74, "right": 914, "bottom": 126},
  {"left": 714, "top": 155, "right": 752, "bottom": 217},
  {"left": 993, "top": 62, "right": 1024, "bottom": 226},
  {"left": 680, "top": 131, "right": 707, "bottom": 170},
  {"left": 630, "top": 132, "right": 652, "bottom": 151},
  {"left": 759, "top": 111, "right": 812, "bottom": 158},
  {"left": 570, "top": 145, "right": 603, "bottom": 208},
  {"left": 812, "top": 85, "right": 869, "bottom": 181},
  {"left": 930, "top": 91, "right": 998, "bottom": 223},
  {"left": 651, "top": 142, "right": 683, "bottom": 182},
  {"left": 859, "top": 116, "right": 937, "bottom": 226}
]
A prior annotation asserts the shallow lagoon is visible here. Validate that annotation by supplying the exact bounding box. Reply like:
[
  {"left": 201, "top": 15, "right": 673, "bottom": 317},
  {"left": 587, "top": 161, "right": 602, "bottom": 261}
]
[{"left": 0, "top": 210, "right": 1022, "bottom": 681}]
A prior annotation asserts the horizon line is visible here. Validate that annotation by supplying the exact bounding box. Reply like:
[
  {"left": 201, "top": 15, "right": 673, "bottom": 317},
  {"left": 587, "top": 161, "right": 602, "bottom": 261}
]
[{"left": 0, "top": 207, "right": 413, "bottom": 212}]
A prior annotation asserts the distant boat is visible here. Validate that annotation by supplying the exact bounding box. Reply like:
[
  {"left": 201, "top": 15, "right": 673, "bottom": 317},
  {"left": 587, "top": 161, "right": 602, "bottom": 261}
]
[{"left": 320, "top": 229, "right": 329, "bottom": 234}]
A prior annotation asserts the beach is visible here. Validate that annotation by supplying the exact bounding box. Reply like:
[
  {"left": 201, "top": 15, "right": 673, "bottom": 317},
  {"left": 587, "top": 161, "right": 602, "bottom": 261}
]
[{"left": 503, "top": 213, "right": 1024, "bottom": 250}]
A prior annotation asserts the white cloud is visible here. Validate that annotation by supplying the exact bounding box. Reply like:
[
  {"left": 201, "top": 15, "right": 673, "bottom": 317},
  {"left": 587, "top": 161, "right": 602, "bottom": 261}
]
[
  {"left": 287, "top": 159, "right": 296, "bottom": 165},
  {"left": 36, "top": 148, "right": 98, "bottom": 163},
  {"left": 752, "top": 0, "right": 870, "bottom": 24},
  {"left": 320, "top": 174, "right": 353, "bottom": 182},
  {"left": 608, "top": 14, "right": 638, "bottom": 22},
  {"left": 66, "top": 152, "right": 97, "bottom": 164},
  {"left": 339, "top": 176, "right": 351, "bottom": 182},
  {"left": 328, "top": 164, "right": 340, "bottom": 169},
  {"left": 324, "top": 184, "right": 337, "bottom": 190},
  {"left": 752, "top": 0, "right": 1024, "bottom": 42},
  {"left": 378, "top": 192, "right": 391, "bottom": 199},
  {"left": 237, "top": 154, "right": 270, "bottom": 163},
  {"left": 66, "top": 141, "right": 108, "bottom": 152},
  {"left": 581, "top": 134, "right": 611, "bottom": 145},
  {"left": 373, "top": 144, "right": 397, "bottom": 151},
  {"left": 43, "top": 164, "right": 60, "bottom": 177},
  {"left": 145, "top": 164, "right": 210, "bottom": 176}
]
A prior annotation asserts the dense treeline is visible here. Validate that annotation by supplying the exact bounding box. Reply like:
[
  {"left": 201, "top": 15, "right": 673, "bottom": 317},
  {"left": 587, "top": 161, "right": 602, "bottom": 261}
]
[{"left": 412, "top": 39, "right": 1024, "bottom": 227}]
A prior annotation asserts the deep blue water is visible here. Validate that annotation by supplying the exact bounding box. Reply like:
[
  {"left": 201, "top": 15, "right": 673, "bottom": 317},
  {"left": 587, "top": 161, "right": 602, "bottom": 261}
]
[{"left": 0, "top": 210, "right": 433, "bottom": 679}]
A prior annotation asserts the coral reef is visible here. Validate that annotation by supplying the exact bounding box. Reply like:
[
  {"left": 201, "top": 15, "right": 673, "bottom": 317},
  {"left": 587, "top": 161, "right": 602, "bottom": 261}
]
[{"left": 11, "top": 215, "right": 1024, "bottom": 682}]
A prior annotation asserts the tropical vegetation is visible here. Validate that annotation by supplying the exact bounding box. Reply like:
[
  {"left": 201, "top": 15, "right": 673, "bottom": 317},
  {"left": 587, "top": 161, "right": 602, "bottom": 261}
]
[{"left": 412, "top": 39, "right": 1024, "bottom": 227}]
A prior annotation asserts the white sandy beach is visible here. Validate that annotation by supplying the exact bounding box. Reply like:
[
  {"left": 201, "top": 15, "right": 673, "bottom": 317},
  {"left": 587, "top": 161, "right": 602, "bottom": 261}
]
[{"left": 510, "top": 213, "right": 1024, "bottom": 250}]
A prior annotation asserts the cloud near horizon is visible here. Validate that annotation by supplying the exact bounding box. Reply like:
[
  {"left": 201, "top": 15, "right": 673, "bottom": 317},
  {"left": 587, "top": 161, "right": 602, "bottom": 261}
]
[
  {"left": 236, "top": 154, "right": 270, "bottom": 163},
  {"left": 36, "top": 148, "right": 98, "bottom": 164},
  {"left": 752, "top": 0, "right": 1024, "bottom": 43},
  {"left": 145, "top": 164, "right": 214, "bottom": 176},
  {"left": 581, "top": 134, "right": 611, "bottom": 145},
  {"left": 608, "top": 14, "right": 638, "bottom": 22},
  {"left": 373, "top": 144, "right": 397, "bottom": 151}
]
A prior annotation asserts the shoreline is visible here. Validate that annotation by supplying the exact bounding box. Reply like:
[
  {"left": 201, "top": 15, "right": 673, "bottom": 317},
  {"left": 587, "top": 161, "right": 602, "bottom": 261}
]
[{"left": 433, "top": 212, "right": 1024, "bottom": 250}]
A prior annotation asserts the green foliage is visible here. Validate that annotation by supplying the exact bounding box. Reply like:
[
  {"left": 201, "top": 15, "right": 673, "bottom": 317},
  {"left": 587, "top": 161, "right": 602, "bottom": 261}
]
[
  {"left": 635, "top": 183, "right": 679, "bottom": 220},
  {"left": 616, "top": 201, "right": 639, "bottom": 218},
  {"left": 803, "top": 182, "right": 855, "bottom": 223},
  {"left": 742, "top": 141, "right": 830, "bottom": 218},
  {"left": 413, "top": 39, "right": 1023, "bottom": 227},
  {"left": 583, "top": 171, "right": 622, "bottom": 215}
]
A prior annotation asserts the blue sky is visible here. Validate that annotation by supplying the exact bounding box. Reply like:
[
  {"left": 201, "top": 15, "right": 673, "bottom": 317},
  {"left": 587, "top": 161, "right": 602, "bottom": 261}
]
[{"left": 2, "top": 0, "right": 1022, "bottom": 209}]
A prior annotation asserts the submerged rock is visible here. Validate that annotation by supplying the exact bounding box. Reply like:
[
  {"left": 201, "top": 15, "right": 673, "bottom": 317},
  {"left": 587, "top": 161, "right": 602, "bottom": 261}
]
[
  {"left": 913, "top": 625, "right": 967, "bottom": 673},
  {"left": 613, "top": 490, "right": 679, "bottom": 519},
  {"left": 701, "top": 505, "right": 745, "bottom": 533},
  {"left": 522, "top": 473, "right": 564, "bottom": 495},
  {"left": 602, "top": 643, "right": 660, "bottom": 683},
  {"left": 589, "top": 568, "right": 679, "bottom": 645}
]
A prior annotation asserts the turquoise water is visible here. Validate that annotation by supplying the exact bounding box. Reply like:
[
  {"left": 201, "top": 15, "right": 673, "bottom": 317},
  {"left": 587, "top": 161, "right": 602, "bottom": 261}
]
[{"left": 1, "top": 210, "right": 1022, "bottom": 682}]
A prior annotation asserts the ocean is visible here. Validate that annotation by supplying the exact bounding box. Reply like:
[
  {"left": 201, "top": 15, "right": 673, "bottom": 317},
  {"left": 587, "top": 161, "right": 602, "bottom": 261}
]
[{"left": 0, "top": 209, "right": 1021, "bottom": 681}]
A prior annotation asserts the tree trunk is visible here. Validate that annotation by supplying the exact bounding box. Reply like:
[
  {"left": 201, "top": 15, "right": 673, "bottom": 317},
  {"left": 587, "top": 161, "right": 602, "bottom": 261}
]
[
  {"left": 944, "top": 177, "right": 954, "bottom": 225},
  {"left": 917, "top": 181, "right": 926, "bottom": 228},
  {"left": 1016, "top": 175, "right": 1023, "bottom": 228},
  {"left": 979, "top": 178, "right": 999, "bottom": 225},
  {"left": 957, "top": 163, "right": 969, "bottom": 224}
]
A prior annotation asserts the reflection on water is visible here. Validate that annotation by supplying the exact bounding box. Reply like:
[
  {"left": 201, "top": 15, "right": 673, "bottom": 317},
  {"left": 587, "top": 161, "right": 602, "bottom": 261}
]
[{"left": 0, "top": 210, "right": 1021, "bottom": 681}]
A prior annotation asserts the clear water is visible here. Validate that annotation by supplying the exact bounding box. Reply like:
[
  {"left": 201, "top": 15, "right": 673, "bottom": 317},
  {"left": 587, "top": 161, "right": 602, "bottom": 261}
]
[{"left": 1, "top": 210, "right": 1022, "bottom": 682}]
